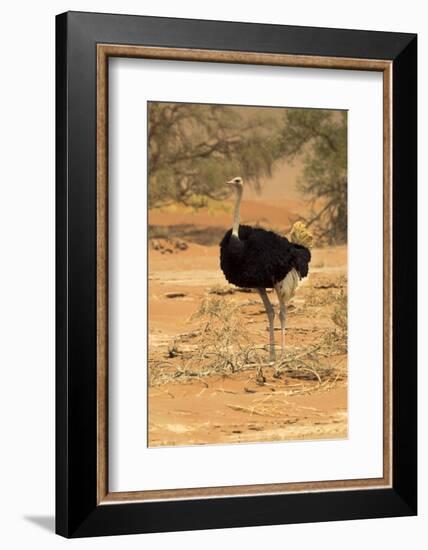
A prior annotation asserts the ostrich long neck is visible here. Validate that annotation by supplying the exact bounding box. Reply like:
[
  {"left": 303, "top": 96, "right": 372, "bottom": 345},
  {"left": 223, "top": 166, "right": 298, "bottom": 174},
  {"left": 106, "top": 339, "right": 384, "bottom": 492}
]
[{"left": 232, "top": 186, "right": 243, "bottom": 238}]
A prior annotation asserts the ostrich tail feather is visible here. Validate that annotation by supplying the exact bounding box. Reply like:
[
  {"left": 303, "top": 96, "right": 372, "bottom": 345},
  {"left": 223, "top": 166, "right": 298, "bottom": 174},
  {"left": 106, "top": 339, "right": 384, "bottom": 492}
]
[
  {"left": 279, "top": 268, "right": 300, "bottom": 303},
  {"left": 289, "top": 221, "right": 313, "bottom": 249}
]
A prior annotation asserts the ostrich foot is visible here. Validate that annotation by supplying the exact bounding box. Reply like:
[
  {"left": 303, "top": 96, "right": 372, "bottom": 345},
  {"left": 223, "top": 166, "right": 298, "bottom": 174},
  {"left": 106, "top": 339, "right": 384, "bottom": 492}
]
[{"left": 256, "top": 366, "right": 266, "bottom": 385}]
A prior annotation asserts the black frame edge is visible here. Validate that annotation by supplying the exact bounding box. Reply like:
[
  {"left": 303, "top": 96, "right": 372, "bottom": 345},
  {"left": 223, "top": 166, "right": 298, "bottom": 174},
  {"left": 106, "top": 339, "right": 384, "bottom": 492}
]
[
  {"left": 55, "top": 11, "right": 69, "bottom": 538},
  {"left": 56, "top": 10, "right": 100, "bottom": 538},
  {"left": 71, "top": 489, "right": 414, "bottom": 538},
  {"left": 65, "top": 10, "right": 416, "bottom": 60},
  {"left": 392, "top": 35, "right": 418, "bottom": 515}
]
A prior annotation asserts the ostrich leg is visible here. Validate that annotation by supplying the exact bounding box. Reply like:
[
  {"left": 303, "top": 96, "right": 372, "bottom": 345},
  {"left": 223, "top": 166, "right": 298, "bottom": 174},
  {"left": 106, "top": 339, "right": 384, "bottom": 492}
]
[
  {"left": 275, "top": 285, "right": 287, "bottom": 357},
  {"left": 257, "top": 288, "right": 276, "bottom": 362}
]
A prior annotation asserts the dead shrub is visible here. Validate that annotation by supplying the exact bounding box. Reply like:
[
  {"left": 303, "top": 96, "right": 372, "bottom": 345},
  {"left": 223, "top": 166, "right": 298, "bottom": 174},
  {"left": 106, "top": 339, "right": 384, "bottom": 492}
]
[{"left": 149, "top": 293, "right": 348, "bottom": 387}]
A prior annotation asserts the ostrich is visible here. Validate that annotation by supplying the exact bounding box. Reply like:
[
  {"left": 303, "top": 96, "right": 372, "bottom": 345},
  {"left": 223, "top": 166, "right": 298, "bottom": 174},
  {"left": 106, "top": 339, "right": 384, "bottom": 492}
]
[{"left": 220, "top": 177, "right": 312, "bottom": 363}]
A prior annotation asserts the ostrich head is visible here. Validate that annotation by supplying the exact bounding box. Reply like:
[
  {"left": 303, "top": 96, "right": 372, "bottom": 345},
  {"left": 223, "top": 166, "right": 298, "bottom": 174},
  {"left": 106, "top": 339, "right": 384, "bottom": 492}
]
[{"left": 227, "top": 176, "right": 244, "bottom": 190}]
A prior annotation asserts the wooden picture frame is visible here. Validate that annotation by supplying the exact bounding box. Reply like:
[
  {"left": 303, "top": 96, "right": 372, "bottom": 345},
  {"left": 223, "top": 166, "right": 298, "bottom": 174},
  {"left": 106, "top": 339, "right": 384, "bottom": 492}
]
[{"left": 56, "top": 11, "right": 417, "bottom": 537}]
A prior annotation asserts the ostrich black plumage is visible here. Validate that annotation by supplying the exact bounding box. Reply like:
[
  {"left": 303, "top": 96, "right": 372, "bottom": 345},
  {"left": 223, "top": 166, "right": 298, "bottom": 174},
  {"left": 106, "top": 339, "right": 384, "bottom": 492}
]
[{"left": 220, "top": 177, "right": 311, "bottom": 362}]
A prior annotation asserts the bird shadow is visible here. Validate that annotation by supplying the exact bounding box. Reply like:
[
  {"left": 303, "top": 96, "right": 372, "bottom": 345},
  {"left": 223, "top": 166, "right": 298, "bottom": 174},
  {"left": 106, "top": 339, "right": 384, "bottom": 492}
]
[{"left": 23, "top": 515, "right": 55, "bottom": 533}]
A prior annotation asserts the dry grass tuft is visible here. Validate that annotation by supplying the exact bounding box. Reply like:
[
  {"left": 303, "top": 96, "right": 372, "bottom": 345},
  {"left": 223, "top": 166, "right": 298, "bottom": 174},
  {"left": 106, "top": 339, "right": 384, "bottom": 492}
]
[{"left": 326, "top": 288, "right": 348, "bottom": 354}]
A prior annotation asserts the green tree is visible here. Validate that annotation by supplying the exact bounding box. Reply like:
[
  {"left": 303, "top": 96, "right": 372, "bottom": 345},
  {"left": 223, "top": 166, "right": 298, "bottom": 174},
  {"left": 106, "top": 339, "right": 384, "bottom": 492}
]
[
  {"left": 279, "top": 109, "right": 347, "bottom": 244},
  {"left": 148, "top": 103, "right": 280, "bottom": 209}
]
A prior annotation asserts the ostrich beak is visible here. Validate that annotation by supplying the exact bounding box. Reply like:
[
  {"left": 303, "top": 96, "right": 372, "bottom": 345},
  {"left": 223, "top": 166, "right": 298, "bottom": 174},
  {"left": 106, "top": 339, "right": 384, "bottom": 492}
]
[{"left": 226, "top": 179, "right": 234, "bottom": 185}]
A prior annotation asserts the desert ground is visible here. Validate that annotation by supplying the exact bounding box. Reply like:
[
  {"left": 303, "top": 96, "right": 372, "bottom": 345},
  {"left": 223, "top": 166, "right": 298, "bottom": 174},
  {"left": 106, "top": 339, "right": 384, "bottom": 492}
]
[{"left": 148, "top": 192, "right": 348, "bottom": 447}]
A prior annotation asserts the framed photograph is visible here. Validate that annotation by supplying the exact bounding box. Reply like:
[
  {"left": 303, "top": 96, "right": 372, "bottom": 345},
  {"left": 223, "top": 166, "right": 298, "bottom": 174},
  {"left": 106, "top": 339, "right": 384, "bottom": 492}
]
[{"left": 56, "top": 11, "right": 417, "bottom": 538}]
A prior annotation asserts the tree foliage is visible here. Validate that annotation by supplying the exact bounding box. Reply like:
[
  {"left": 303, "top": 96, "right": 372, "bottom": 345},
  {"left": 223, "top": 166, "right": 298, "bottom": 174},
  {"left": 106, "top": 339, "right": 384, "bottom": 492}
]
[
  {"left": 148, "top": 102, "right": 348, "bottom": 245},
  {"left": 278, "top": 109, "right": 347, "bottom": 244},
  {"left": 148, "top": 102, "right": 280, "bottom": 209}
]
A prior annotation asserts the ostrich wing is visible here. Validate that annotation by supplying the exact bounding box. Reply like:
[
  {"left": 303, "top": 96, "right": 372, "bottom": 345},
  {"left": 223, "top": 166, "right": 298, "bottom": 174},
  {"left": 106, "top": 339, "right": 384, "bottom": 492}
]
[{"left": 220, "top": 226, "right": 311, "bottom": 288}]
